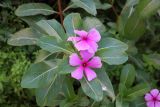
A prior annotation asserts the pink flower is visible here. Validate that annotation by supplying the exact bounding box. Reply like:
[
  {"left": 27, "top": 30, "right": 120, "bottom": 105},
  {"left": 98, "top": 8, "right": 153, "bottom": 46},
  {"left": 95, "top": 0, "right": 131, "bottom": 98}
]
[
  {"left": 145, "top": 89, "right": 160, "bottom": 107},
  {"left": 69, "top": 51, "right": 102, "bottom": 81},
  {"left": 67, "top": 28, "right": 101, "bottom": 53}
]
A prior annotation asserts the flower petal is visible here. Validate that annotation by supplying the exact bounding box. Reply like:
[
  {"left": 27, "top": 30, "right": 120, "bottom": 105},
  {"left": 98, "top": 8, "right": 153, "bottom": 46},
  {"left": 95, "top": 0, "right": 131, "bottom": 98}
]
[
  {"left": 74, "top": 30, "right": 88, "bottom": 37},
  {"left": 147, "top": 101, "right": 155, "bottom": 107},
  {"left": 155, "top": 101, "right": 160, "bottom": 107},
  {"left": 145, "top": 93, "right": 153, "bottom": 101},
  {"left": 84, "top": 67, "right": 97, "bottom": 81},
  {"left": 69, "top": 53, "right": 81, "bottom": 66},
  {"left": 157, "top": 93, "right": 160, "bottom": 100},
  {"left": 71, "top": 66, "right": 83, "bottom": 80},
  {"left": 150, "top": 89, "right": 159, "bottom": 97},
  {"left": 88, "top": 56, "right": 102, "bottom": 68},
  {"left": 67, "top": 37, "right": 81, "bottom": 42},
  {"left": 88, "top": 28, "right": 101, "bottom": 42},
  {"left": 80, "top": 50, "right": 94, "bottom": 61},
  {"left": 87, "top": 40, "right": 98, "bottom": 53},
  {"left": 75, "top": 41, "right": 90, "bottom": 51}
]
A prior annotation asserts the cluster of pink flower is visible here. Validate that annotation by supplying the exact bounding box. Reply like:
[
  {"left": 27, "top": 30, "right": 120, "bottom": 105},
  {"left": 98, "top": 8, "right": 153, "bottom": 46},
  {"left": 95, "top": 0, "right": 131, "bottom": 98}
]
[
  {"left": 145, "top": 89, "right": 160, "bottom": 107},
  {"left": 68, "top": 28, "right": 102, "bottom": 81}
]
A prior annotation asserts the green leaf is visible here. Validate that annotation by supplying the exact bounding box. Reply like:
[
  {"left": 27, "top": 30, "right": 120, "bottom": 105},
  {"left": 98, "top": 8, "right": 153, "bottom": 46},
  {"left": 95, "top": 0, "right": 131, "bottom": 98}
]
[
  {"left": 62, "top": 77, "right": 76, "bottom": 100},
  {"left": 8, "top": 28, "right": 41, "bottom": 46},
  {"left": 93, "top": 0, "right": 112, "bottom": 10},
  {"left": 34, "top": 50, "right": 53, "bottom": 63},
  {"left": 124, "top": 12, "right": 146, "bottom": 40},
  {"left": 71, "top": 0, "right": 97, "bottom": 16},
  {"left": 36, "top": 19, "right": 66, "bottom": 41},
  {"left": 120, "top": 64, "right": 136, "bottom": 88},
  {"left": 63, "top": 13, "right": 82, "bottom": 37},
  {"left": 118, "top": 0, "right": 148, "bottom": 40},
  {"left": 36, "top": 75, "right": 65, "bottom": 106},
  {"left": 80, "top": 78, "right": 103, "bottom": 101},
  {"left": 116, "top": 96, "right": 129, "bottom": 107},
  {"left": 83, "top": 17, "right": 106, "bottom": 33},
  {"left": 98, "top": 37, "right": 128, "bottom": 52},
  {"left": 15, "top": 3, "right": 56, "bottom": 17},
  {"left": 126, "top": 83, "right": 150, "bottom": 100},
  {"left": 97, "top": 37, "right": 128, "bottom": 65},
  {"left": 58, "top": 57, "right": 75, "bottom": 74},
  {"left": 130, "top": 97, "right": 146, "bottom": 107},
  {"left": 96, "top": 68, "right": 115, "bottom": 101},
  {"left": 21, "top": 60, "right": 58, "bottom": 88},
  {"left": 37, "top": 36, "right": 72, "bottom": 54},
  {"left": 141, "top": 0, "right": 160, "bottom": 18}
]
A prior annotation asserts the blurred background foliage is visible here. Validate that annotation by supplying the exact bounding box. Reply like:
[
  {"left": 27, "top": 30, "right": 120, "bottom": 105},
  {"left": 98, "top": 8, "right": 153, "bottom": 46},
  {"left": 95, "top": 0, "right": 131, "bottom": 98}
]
[{"left": 0, "top": 0, "right": 160, "bottom": 106}]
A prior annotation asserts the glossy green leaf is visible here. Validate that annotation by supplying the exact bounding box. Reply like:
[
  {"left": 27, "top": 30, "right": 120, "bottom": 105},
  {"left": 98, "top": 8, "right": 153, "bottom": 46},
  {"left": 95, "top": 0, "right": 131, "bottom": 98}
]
[
  {"left": 96, "top": 68, "right": 115, "bottom": 101},
  {"left": 97, "top": 37, "right": 128, "bottom": 65},
  {"left": 34, "top": 50, "right": 53, "bottom": 63},
  {"left": 8, "top": 28, "right": 41, "bottom": 46},
  {"left": 36, "top": 75, "right": 65, "bottom": 106},
  {"left": 126, "top": 83, "right": 150, "bottom": 100},
  {"left": 58, "top": 57, "right": 75, "bottom": 74},
  {"left": 15, "top": 3, "right": 56, "bottom": 16},
  {"left": 36, "top": 19, "right": 66, "bottom": 41},
  {"left": 62, "top": 77, "right": 76, "bottom": 99},
  {"left": 80, "top": 78, "right": 103, "bottom": 101},
  {"left": 141, "top": 0, "right": 160, "bottom": 18},
  {"left": 98, "top": 37, "right": 128, "bottom": 52},
  {"left": 37, "top": 36, "right": 72, "bottom": 54},
  {"left": 21, "top": 60, "right": 58, "bottom": 88},
  {"left": 116, "top": 96, "right": 129, "bottom": 107},
  {"left": 120, "top": 64, "right": 136, "bottom": 88},
  {"left": 83, "top": 17, "right": 106, "bottom": 33},
  {"left": 93, "top": 0, "right": 112, "bottom": 10},
  {"left": 71, "top": 0, "right": 97, "bottom": 15},
  {"left": 63, "top": 13, "right": 82, "bottom": 37}
]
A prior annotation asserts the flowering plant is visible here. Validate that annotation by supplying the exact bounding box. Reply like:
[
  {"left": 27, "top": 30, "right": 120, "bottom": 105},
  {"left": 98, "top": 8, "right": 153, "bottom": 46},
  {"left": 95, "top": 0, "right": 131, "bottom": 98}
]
[{"left": 7, "top": 0, "right": 159, "bottom": 106}]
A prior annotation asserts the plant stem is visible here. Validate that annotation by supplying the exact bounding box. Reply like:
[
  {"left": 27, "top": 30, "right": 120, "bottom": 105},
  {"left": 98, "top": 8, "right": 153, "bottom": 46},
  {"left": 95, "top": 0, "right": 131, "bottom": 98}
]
[
  {"left": 109, "top": 0, "right": 118, "bottom": 18},
  {"left": 58, "top": 0, "right": 63, "bottom": 25}
]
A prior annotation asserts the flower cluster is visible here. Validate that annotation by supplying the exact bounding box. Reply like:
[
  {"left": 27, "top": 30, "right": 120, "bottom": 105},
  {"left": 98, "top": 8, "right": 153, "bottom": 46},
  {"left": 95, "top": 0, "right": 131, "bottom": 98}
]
[
  {"left": 68, "top": 28, "right": 102, "bottom": 81},
  {"left": 145, "top": 89, "right": 160, "bottom": 107}
]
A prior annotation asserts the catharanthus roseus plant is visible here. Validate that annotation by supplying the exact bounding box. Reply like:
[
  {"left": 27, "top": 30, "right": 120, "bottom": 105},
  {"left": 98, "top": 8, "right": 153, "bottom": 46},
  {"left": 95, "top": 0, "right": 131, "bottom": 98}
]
[{"left": 7, "top": 0, "right": 159, "bottom": 106}]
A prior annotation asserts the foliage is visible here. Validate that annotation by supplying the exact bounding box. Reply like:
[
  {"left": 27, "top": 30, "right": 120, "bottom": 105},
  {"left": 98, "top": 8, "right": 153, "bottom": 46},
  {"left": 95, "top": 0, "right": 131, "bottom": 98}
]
[{"left": 1, "top": 0, "right": 160, "bottom": 106}]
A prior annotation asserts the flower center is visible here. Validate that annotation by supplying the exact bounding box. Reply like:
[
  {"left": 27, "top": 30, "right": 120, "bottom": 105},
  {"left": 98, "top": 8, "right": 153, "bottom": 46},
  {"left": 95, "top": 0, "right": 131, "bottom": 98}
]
[
  {"left": 153, "top": 97, "right": 157, "bottom": 101},
  {"left": 82, "top": 36, "right": 88, "bottom": 41},
  {"left": 82, "top": 62, "right": 87, "bottom": 67}
]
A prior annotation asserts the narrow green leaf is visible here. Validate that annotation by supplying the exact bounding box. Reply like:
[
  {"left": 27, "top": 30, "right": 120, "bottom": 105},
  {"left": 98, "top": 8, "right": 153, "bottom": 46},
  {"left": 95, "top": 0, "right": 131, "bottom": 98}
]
[
  {"left": 96, "top": 68, "right": 115, "bottom": 101},
  {"left": 15, "top": 3, "right": 56, "bottom": 16},
  {"left": 21, "top": 60, "right": 58, "bottom": 88},
  {"left": 37, "top": 36, "right": 72, "bottom": 54},
  {"left": 63, "top": 13, "right": 82, "bottom": 37},
  {"left": 71, "top": 0, "right": 97, "bottom": 15},
  {"left": 36, "top": 19, "right": 66, "bottom": 41},
  {"left": 8, "top": 28, "right": 41, "bottom": 46},
  {"left": 116, "top": 96, "right": 129, "bottom": 107},
  {"left": 141, "top": 0, "right": 160, "bottom": 18},
  {"left": 62, "top": 77, "right": 76, "bottom": 99},
  {"left": 98, "top": 37, "right": 128, "bottom": 52},
  {"left": 83, "top": 17, "right": 106, "bottom": 33},
  {"left": 58, "top": 57, "right": 75, "bottom": 74},
  {"left": 36, "top": 75, "right": 65, "bottom": 106},
  {"left": 126, "top": 83, "right": 150, "bottom": 100},
  {"left": 93, "top": 0, "right": 112, "bottom": 10},
  {"left": 97, "top": 38, "right": 128, "bottom": 65},
  {"left": 120, "top": 64, "right": 136, "bottom": 88},
  {"left": 34, "top": 50, "right": 53, "bottom": 63},
  {"left": 80, "top": 78, "right": 103, "bottom": 101}
]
